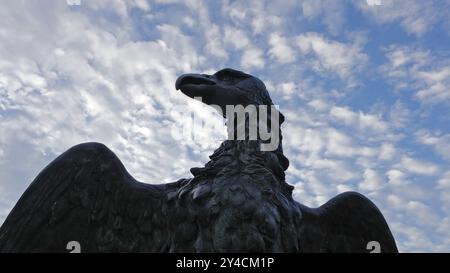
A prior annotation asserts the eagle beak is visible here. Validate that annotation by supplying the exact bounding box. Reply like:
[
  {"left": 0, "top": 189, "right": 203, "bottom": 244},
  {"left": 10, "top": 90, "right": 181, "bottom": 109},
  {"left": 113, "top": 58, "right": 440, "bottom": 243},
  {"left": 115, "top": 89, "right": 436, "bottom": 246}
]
[
  {"left": 175, "top": 73, "right": 216, "bottom": 91},
  {"left": 175, "top": 71, "right": 249, "bottom": 113}
]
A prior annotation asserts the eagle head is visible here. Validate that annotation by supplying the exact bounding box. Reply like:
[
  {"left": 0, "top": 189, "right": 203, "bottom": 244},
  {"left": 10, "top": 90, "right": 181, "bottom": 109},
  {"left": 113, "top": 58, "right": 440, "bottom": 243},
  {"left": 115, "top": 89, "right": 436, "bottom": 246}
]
[{"left": 175, "top": 68, "right": 284, "bottom": 123}]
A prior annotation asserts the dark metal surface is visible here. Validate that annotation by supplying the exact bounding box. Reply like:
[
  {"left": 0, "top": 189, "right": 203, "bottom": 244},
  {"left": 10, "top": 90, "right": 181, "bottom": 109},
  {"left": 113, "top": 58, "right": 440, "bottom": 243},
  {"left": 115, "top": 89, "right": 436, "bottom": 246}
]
[{"left": 0, "top": 69, "right": 398, "bottom": 252}]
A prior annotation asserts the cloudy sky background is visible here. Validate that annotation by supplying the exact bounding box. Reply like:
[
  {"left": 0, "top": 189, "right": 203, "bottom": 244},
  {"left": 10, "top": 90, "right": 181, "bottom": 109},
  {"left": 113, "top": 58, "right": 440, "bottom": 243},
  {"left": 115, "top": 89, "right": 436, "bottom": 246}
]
[{"left": 1, "top": 0, "right": 450, "bottom": 252}]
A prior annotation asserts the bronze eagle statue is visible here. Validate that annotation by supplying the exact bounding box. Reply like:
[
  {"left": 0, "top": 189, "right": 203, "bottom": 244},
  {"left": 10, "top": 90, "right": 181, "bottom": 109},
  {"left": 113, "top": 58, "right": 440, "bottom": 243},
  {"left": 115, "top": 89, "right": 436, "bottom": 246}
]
[{"left": 0, "top": 68, "right": 398, "bottom": 252}]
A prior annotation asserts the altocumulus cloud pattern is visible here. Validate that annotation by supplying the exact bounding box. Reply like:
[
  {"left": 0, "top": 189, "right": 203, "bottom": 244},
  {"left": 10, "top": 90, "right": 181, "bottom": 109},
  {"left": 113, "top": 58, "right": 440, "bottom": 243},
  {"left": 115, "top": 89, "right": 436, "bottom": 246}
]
[{"left": 0, "top": 0, "right": 450, "bottom": 252}]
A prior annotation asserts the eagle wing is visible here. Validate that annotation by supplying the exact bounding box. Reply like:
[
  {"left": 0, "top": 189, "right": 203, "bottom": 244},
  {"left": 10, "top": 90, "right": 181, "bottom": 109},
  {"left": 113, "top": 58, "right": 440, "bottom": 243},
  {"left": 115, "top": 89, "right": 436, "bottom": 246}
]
[
  {"left": 297, "top": 191, "right": 398, "bottom": 253},
  {"left": 0, "top": 142, "right": 183, "bottom": 252},
  {"left": 0, "top": 143, "right": 398, "bottom": 253}
]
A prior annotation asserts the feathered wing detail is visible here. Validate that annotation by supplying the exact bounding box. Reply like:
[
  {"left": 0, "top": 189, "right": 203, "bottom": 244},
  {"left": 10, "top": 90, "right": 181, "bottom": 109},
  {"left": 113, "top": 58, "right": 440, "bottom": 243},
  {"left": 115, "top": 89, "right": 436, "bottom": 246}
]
[
  {"left": 297, "top": 192, "right": 398, "bottom": 253},
  {"left": 0, "top": 142, "right": 181, "bottom": 253}
]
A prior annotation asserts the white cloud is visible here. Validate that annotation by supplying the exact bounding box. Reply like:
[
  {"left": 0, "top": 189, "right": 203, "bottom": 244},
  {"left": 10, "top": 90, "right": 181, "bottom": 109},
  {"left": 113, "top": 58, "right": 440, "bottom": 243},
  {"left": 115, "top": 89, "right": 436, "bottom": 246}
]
[
  {"left": 184, "top": 1, "right": 228, "bottom": 60},
  {"left": 330, "top": 106, "right": 356, "bottom": 125},
  {"left": 391, "top": 221, "right": 435, "bottom": 252},
  {"left": 307, "top": 99, "right": 329, "bottom": 112},
  {"left": 274, "top": 82, "right": 297, "bottom": 100},
  {"left": 132, "top": 0, "right": 151, "bottom": 11},
  {"left": 221, "top": 0, "right": 284, "bottom": 35},
  {"left": 300, "top": 0, "right": 346, "bottom": 34},
  {"left": 415, "top": 67, "right": 450, "bottom": 103},
  {"left": 354, "top": 0, "right": 445, "bottom": 36},
  {"left": 437, "top": 172, "right": 450, "bottom": 212},
  {"left": 241, "top": 47, "right": 265, "bottom": 69},
  {"left": 336, "top": 183, "right": 354, "bottom": 192},
  {"left": 295, "top": 32, "right": 368, "bottom": 84},
  {"left": 359, "top": 169, "right": 385, "bottom": 191},
  {"left": 406, "top": 201, "right": 440, "bottom": 227},
  {"left": 379, "top": 143, "right": 396, "bottom": 161},
  {"left": 437, "top": 172, "right": 450, "bottom": 190},
  {"left": 325, "top": 128, "right": 356, "bottom": 158},
  {"left": 330, "top": 106, "right": 388, "bottom": 133},
  {"left": 387, "top": 169, "right": 407, "bottom": 186},
  {"left": 223, "top": 26, "right": 250, "bottom": 50},
  {"left": 268, "top": 32, "right": 296, "bottom": 64},
  {"left": 381, "top": 45, "right": 450, "bottom": 104},
  {"left": 388, "top": 100, "right": 411, "bottom": 128},
  {"left": 386, "top": 194, "right": 403, "bottom": 208},
  {"left": 398, "top": 156, "right": 439, "bottom": 176},
  {"left": 415, "top": 130, "right": 450, "bottom": 161}
]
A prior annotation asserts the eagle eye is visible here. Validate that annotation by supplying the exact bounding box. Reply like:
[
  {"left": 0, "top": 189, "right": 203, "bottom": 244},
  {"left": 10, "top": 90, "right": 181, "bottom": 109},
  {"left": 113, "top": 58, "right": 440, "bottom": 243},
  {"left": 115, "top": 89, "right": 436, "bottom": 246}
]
[{"left": 214, "top": 69, "right": 250, "bottom": 84}]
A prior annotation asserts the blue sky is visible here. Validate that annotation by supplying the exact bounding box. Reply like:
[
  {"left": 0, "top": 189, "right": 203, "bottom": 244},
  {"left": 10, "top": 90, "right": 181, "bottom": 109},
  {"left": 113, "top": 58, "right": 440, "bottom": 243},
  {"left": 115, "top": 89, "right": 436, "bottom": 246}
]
[{"left": 1, "top": 0, "right": 450, "bottom": 252}]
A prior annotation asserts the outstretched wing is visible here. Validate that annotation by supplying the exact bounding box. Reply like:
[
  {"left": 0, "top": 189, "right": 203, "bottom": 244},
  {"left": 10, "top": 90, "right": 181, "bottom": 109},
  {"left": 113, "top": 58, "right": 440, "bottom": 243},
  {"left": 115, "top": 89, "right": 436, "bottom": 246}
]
[
  {"left": 0, "top": 142, "right": 183, "bottom": 253},
  {"left": 298, "top": 191, "right": 398, "bottom": 253}
]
